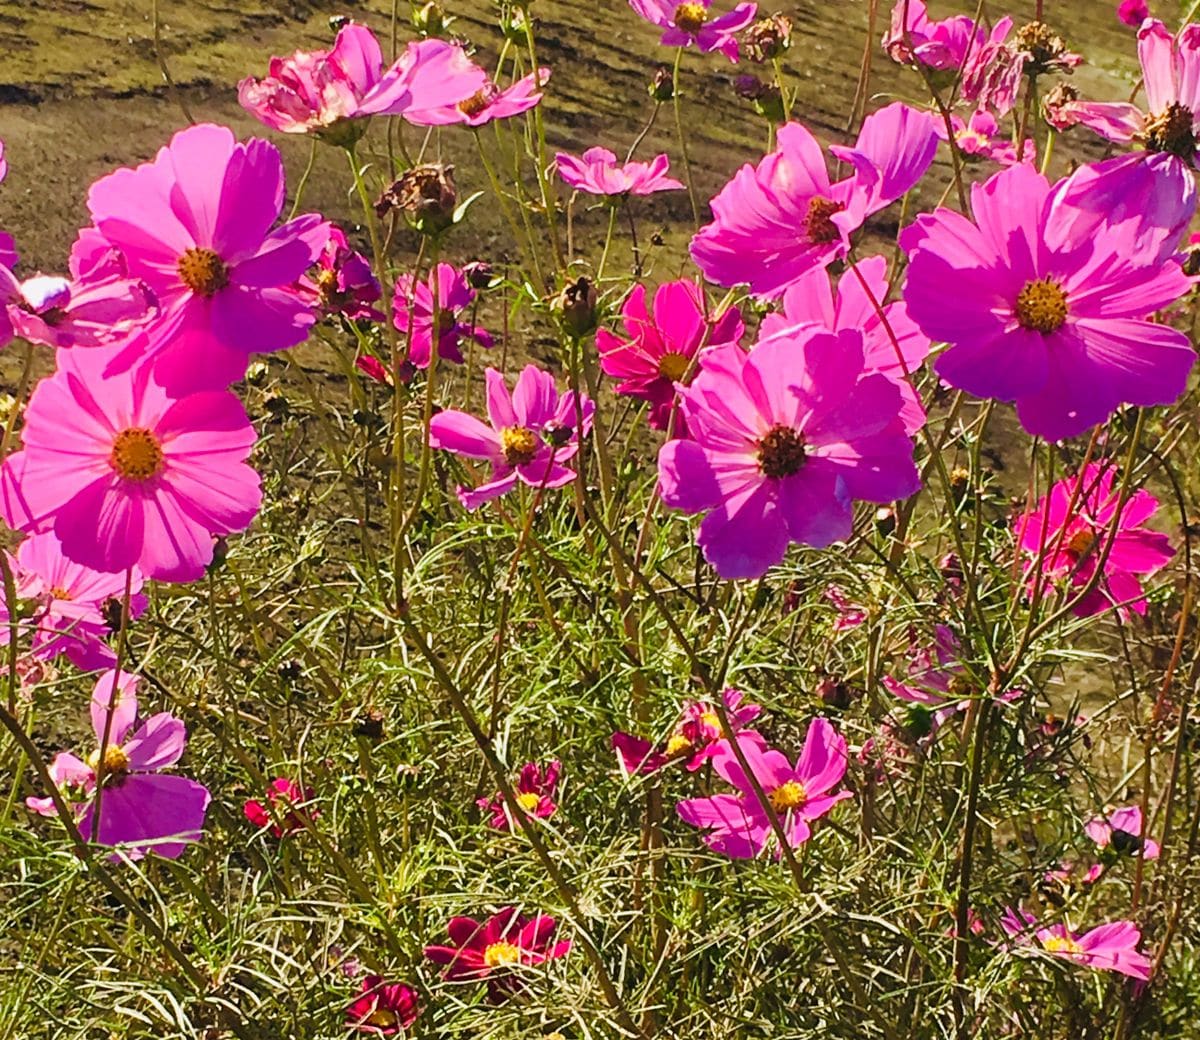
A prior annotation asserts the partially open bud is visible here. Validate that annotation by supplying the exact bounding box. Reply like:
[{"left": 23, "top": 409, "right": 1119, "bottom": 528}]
[
  {"left": 412, "top": 1, "right": 447, "bottom": 36},
  {"left": 552, "top": 276, "right": 598, "bottom": 337},
  {"left": 743, "top": 13, "right": 792, "bottom": 63},
  {"left": 463, "top": 260, "right": 496, "bottom": 290},
  {"left": 734, "top": 74, "right": 785, "bottom": 123},
  {"left": 376, "top": 164, "right": 457, "bottom": 234}
]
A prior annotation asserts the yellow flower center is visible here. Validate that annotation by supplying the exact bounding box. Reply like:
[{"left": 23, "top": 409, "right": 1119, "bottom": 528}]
[
  {"left": 1066, "top": 528, "right": 1096, "bottom": 558},
  {"left": 666, "top": 733, "right": 693, "bottom": 755},
  {"left": 699, "top": 711, "right": 720, "bottom": 730},
  {"left": 1015, "top": 278, "right": 1068, "bottom": 334},
  {"left": 757, "top": 425, "right": 807, "bottom": 479},
  {"left": 1042, "top": 934, "right": 1082, "bottom": 955},
  {"left": 87, "top": 744, "right": 130, "bottom": 779},
  {"left": 769, "top": 780, "right": 807, "bottom": 812},
  {"left": 458, "top": 89, "right": 492, "bottom": 117},
  {"left": 110, "top": 428, "right": 165, "bottom": 482},
  {"left": 501, "top": 425, "right": 540, "bottom": 466},
  {"left": 483, "top": 940, "right": 522, "bottom": 968},
  {"left": 49, "top": 587, "right": 72, "bottom": 600},
  {"left": 674, "top": 2, "right": 708, "bottom": 32},
  {"left": 363, "top": 1009, "right": 398, "bottom": 1029},
  {"left": 177, "top": 247, "right": 230, "bottom": 297},
  {"left": 805, "top": 196, "right": 845, "bottom": 244},
  {"left": 516, "top": 791, "right": 541, "bottom": 813},
  {"left": 656, "top": 351, "right": 691, "bottom": 383}
]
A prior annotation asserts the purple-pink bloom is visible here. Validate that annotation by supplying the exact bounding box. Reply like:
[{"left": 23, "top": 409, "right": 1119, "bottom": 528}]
[
  {"left": 26, "top": 670, "right": 210, "bottom": 861},
  {"left": 392, "top": 262, "right": 493, "bottom": 370},
  {"left": 690, "top": 104, "right": 937, "bottom": 297},
  {"left": 554, "top": 147, "right": 684, "bottom": 197},
  {"left": 676, "top": 720, "right": 852, "bottom": 858},
  {"left": 824, "top": 585, "right": 866, "bottom": 631},
  {"left": 11, "top": 346, "right": 262, "bottom": 583},
  {"left": 901, "top": 162, "right": 1195, "bottom": 441},
  {"left": 428, "top": 365, "right": 594, "bottom": 510},
  {"left": 244, "top": 777, "right": 319, "bottom": 837},
  {"left": 1001, "top": 907, "right": 1153, "bottom": 980},
  {"left": 1118, "top": 0, "right": 1150, "bottom": 27},
  {"left": 86, "top": 123, "right": 330, "bottom": 392},
  {"left": 629, "top": 0, "right": 758, "bottom": 62},
  {"left": 596, "top": 279, "right": 743, "bottom": 433},
  {"left": 238, "top": 23, "right": 488, "bottom": 140},
  {"left": 756, "top": 254, "right": 929, "bottom": 434},
  {"left": 613, "top": 688, "right": 762, "bottom": 775},
  {"left": 936, "top": 108, "right": 1035, "bottom": 167},
  {"left": 1014, "top": 464, "right": 1174, "bottom": 618},
  {"left": 300, "top": 225, "right": 382, "bottom": 321},
  {"left": 882, "top": 625, "right": 972, "bottom": 740},
  {"left": 1086, "top": 805, "right": 1160, "bottom": 865},
  {"left": 404, "top": 68, "right": 550, "bottom": 127},
  {"left": 657, "top": 329, "right": 920, "bottom": 580},
  {"left": 477, "top": 761, "right": 561, "bottom": 831}
]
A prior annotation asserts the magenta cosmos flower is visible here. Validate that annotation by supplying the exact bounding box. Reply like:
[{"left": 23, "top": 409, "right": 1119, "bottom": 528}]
[
  {"left": 429, "top": 365, "right": 594, "bottom": 510},
  {"left": 345, "top": 975, "right": 419, "bottom": 1035},
  {"left": 555, "top": 148, "right": 684, "bottom": 197},
  {"left": 1118, "top": 0, "right": 1150, "bottom": 27},
  {"left": 300, "top": 225, "right": 382, "bottom": 321},
  {"left": 1001, "top": 907, "right": 1152, "bottom": 980},
  {"left": 27, "top": 670, "right": 210, "bottom": 861},
  {"left": 239, "top": 22, "right": 488, "bottom": 142},
  {"left": 85, "top": 123, "right": 329, "bottom": 392},
  {"left": 757, "top": 255, "right": 929, "bottom": 434},
  {"left": 676, "top": 720, "right": 852, "bottom": 859},
  {"left": 1084, "top": 806, "right": 1160, "bottom": 883},
  {"left": 691, "top": 104, "right": 937, "bottom": 298},
  {"left": 404, "top": 68, "right": 550, "bottom": 128},
  {"left": 392, "top": 262, "right": 492, "bottom": 370},
  {"left": 0, "top": 531, "right": 147, "bottom": 672},
  {"left": 424, "top": 908, "right": 571, "bottom": 1000},
  {"left": 1015, "top": 464, "right": 1174, "bottom": 618},
  {"left": 613, "top": 688, "right": 761, "bottom": 775},
  {"left": 244, "top": 777, "right": 319, "bottom": 837},
  {"left": 936, "top": 108, "right": 1035, "bottom": 167},
  {"left": 478, "top": 760, "right": 560, "bottom": 831},
  {"left": 657, "top": 330, "right": 920, "bottom": 580},
  {"left": 11, "top": 347, "right": 261, "bottom": 582},
  {"left": 596, "top": 279, "right": 743, "bottom": 432},
  {"left": 629, "top": 0, "right": 758, "bottom": 62},
  {"left": 901, "top": 163, "right": 1195, "bottom": 441},
  {"left": 882, "top": 0, "right": 1010, "bottom": 77}
]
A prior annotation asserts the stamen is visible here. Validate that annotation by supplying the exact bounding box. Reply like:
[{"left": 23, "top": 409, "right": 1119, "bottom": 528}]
[
  {"left": 757, "top": 425, "right": 807, "bottom": 479},
  {"left": 177, "top": 247, "right": 230, "bottom": 297},
  {"left": 110, "top": 428, "right": 165, "bottom": 482},
  {"left": 1014, "top": 278, "right": 1068, "bottom": 333}
]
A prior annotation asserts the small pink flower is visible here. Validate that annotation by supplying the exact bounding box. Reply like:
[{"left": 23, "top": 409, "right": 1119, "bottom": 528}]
[
  {"left": 26, "top": 670, "right": 210, "bottom": 861},
  {"left": 345, "top": 974, "right": 419, "bottom": 1034},
  {"left": 1085, "top": 805, "right": 1160, "bottom": 863},
  {"left": 405, "top": 69, "right": 550, "bottom": 127},
  {"left": 1118, "top": 0, "right": 1150, "bottom": 27},
  {"left": 355, "top": 354, "right": 392, "bottom": 385},
  {"left": 935, "top": 108, "right": 1035, "bottom": 167},
  {"left": 424, "top": 908, "right": 572, "bottom": 1001},
  {"left": 629, "top": 0, "right": 758, "bottom": 62},
  {"left": 1001, "top": 907, "right": 1153, "bottom": 980},
  {"left": 613, "top": 688, "right": 761, "bottom": 775},
  {"left": 428, "top": 365, "right": 594, "bottom": 510},
  {"left": 478, "top": 761, "right": 560, "bottom": 830},
  {"left": 824, "top": 585, "right": 866, "bottom": 631},
  {"left": 1015, "top": 464, "right": 1174, "bottom": 618},
  {"left": 392, "top": 262, "right": 492, "bottom": 370},
  {"left": 554, "top": 148, "right": 684, "bottom": 196},
  {"left": 677, "top": 721, "right": 853, "bottom": 859},
  {"left": 301, "top": 225, "right": 382, "bottom": 321},
  {"left": 244, "top": 777, "right": 318, "bottom": 837},
  {"left": 595, "top": 279, "right": 743, "bottom": 433}
]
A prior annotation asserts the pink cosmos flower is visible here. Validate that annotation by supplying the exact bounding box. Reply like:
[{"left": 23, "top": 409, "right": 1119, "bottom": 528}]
[
  {"left": 244, "top": 777, "right": 319, "bottom": 837},
  {"left": 11, "top": 347, "right": 262, "bottom": 583},
  {"left": 824, "top": 585, "right": 866, "bottom": 631},
  {"left": 355, "top": 354, "right": 392, "bottom": 386},
  {"left": 690, "top": 104, "right": 937, "bottom": 297},
  {"left": 478, "top": 761, "right": 560, "bottom": 830},
  {"left": 392, "top": 262, "right": 492, "bottom": 370},
  {"left": 629, "top": 0, "right": 758, "bottom": 62},
  {"left": 901, "top": 163, "right": 1195, "bottom": 441},
  {"left": 756, "top": 255, "right": 929, "bottom": 434},
  {"left": 345, "top": 975, "right": 419, "bottom": 1035},
  {"left": 300, "top": 226, "right": 382, "bottom": 321},
  {"left": 404, "top": 68, "right": 550, "bottom": 127},
  {"left": 935, "top": 108, "right": 1035, "bottom": 167},
  {"left": 1083, "top": 806, "right": 1160, "bottom": 882},
  {"left": 238, "top": 23, "right": 489, "bottom": 142},
  {"left": 428, "top": 365, "right": 594, "bottom": 510},
  {"left": 882, "top": 0, "right": 994, "bottom": 70},
  {"left": 613, "top": 688, "right": 762, "bottom": 775},
  {"left": 882, "top": 624, "right": 972, "bottom": 742},
  {"left": 676, "top": 720, "right": 852, "bottom": 859},
  {"left": 424, "top": 908, "right": 572, "bottom": 1001},
  {"left": 596, "top": 279, "right": 744, "bottom": 432},
  {"left": 85, "top": 123, "right": 329, "bottom": 392},
  {"left": 555, "top": 147, "right": 684, "bottom": 196},
  {"left": 1015, "top": 464, "right": 1174, "bottom": 618},
  {"left": 657, "top": 330, "right": 920, "bottom": 580},
  {"left": 26, "top": 670, "right": 211, "bottom": 861},
  {"left": 1118, "top": 0, "right": 1150, "bottom": 27},
  {"left": 1001, "top": 907, "right": 1153, "bottom": 980},
  {"left": 0, "top": 532, "right": 147, "bottom": 672}
]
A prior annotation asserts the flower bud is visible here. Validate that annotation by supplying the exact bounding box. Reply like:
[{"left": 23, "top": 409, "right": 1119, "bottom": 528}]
[
  {"left": 462, "top": 260, "right": 496, "bottom": 290},
  {"left": 552, "top": 276, "right": 598, "bottom": 337},
  {"left": 412, "top": 1, "right": 447, "bottom": 36},
  {"left": 376, "top": 164, "right": 457, "bottom": 234},
  {"left": 648, "top": 66, "right": 675, "bottom": 102}
]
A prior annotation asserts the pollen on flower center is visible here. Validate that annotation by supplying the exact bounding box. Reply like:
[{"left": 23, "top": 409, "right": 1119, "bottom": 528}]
[
  {"left": 666, "top": 733, "right": 693, "bottom": 755},
  {"left": 49, "top": 586, "right": 73, "bottom": 600},
  {"left": 364, "top": 1010, "right": 399, "bottom": 1029},
  {"left": 674, "top": 1, "right": 708, "bottom": 32},
  {"left": 1015, "top": 278, "right": 1068, "bottom": 333},
  {"left": 657, "top": 351, "right": 692, "bottom": 383},
  {"left": 1042, "top": 935, "right": 1082, "bottom": 955},
  {"left": 1066, "top": 528, "right": 1096, "bottom": 557},
  {"left": 500, "top": 426, "right": 540, "bottom": 466},
  {"left": 458, "top": 88, "right": 494, "bottom": 117},
  {"left": 1144, "top": 102, "right": 1196, "bottom": 160},
  {"left": 483, "top": 940, "right": 522, "bottom": 967},
  {"left": 87, "top": 744, "right": 130, "bottom": 779},
  {"left": 757, "top": 424, "right": 807, "bottom": 479},
  {"left": 699, "top": 711, "right": 720, "bottom": 731},
  {"left": 110, "top": 428, "right": 165, "bottom": 482},
  {"left": 769, "top": 780, "right": 807, "bottom": 811},
  {"left": 177, "top": 247, "right": 230, "bottom": 297},
  {"left": 516, "top": 791, "right": 541, "bottom": 813},
  {"left": 805, "top": 196, "right": 845, "bottom": 244}
]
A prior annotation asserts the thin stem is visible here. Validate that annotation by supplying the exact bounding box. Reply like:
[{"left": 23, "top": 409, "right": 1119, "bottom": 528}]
[{"left": 671, "top": 49, "right": 701, "bottom": 227}]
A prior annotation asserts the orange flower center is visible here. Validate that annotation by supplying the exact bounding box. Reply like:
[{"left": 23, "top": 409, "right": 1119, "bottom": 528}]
[
  {"left": 49, "top": 587, "right": 72, "bottom": 600},
  {"left": 177, "top": 247, "right": 230, "bottom": 297},
  {"left": 769, "top": 780, "right": 807, "bottom": 811},
  {"left": 458, "top": 89, "right": 493, "bottom": 117},
  {"left": 363, "top": 1009, "right": 399, "bottom": 1029},
  {"left": 483, "top": 940, "right": 522, "bottom": 967},
  {"left": 110, "top": 428, "right": 165, "bottom": 482},
  {"left": 657, "top": 351, "right": 691, "bottom": 383},
  {"left": 757, "top": 425, "right": 807, "bottom": 479},
  {"left": 674, "top": 2, "right": 708, "bottom": 32},
  {"left": 501, "top": 426, "right": 540, "bottom": 466},
  {"left": 805, "top": 196, "right": 845, "bottom": 244},
  {"left": 1015, "top": 278, "right": 1068, "bottom": 333},
  {"left": 1066, "top": 528, "right": 1096, "bottom": 557}
]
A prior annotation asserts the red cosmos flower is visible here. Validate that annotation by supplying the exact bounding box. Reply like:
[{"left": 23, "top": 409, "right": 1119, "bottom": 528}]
[
  {"left": 243, "top": 777, "right": 318, "bottom": 837},
  {"left": 423, "top": 908, "right": 571, "bottom": 1000},
  {"left": 345, "top": 975, "right": 419, "bottom": 1035},
  {"left": 477, "top": 760, "right": 560, "bottom": 831}
]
